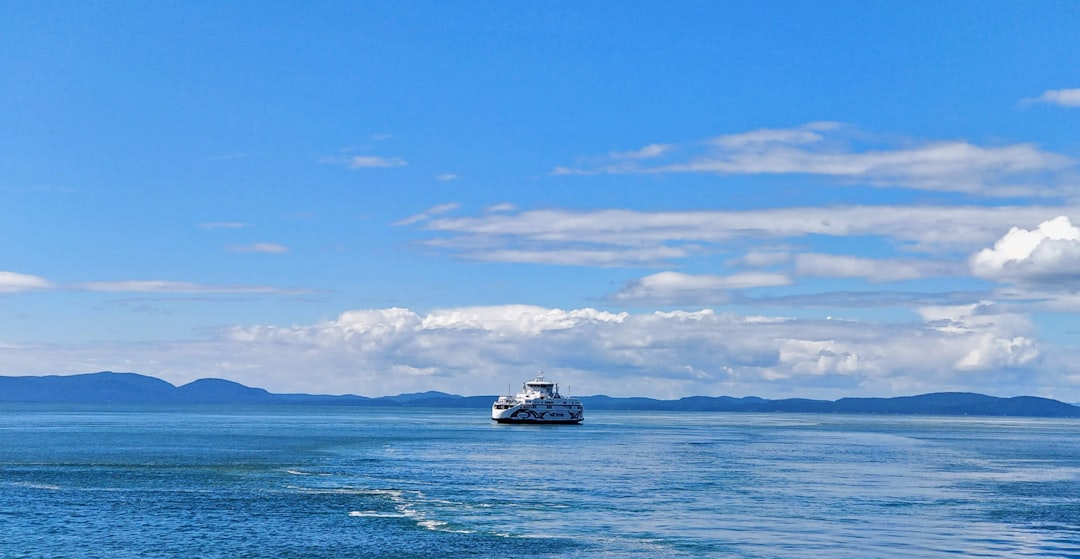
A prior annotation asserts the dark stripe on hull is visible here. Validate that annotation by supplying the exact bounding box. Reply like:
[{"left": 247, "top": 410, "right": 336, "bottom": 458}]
[{"left": 493, "top": 418, "right": 583, "bottom": 425}]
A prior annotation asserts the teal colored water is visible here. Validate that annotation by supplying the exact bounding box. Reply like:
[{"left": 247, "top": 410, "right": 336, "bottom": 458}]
[{"left": 2, "top": 405, "right": 1079, "bottom": 558}]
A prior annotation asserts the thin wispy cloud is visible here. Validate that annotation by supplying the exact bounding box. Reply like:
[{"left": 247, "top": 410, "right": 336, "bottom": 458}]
[
  {"left": 76, "top": 280, "right": 307, "bottom": 295},
  {"left": 794, "top": 254, "right": 963, "bottom": 283},
  {"left": 410, "top": 205, "right": 1080, "bottom": 266},
  {"left": 611, "top": 271, "right": 792, "bottom": 305},
  {"left": 228, "top": 243, "right": 289, "bottom": 254},
  {"left": 1, "top": 271, "right": 307, "bottom": 296},
  {"left": 320, "top": 154, "right": 408, "bottom": 169},
  {"left": 393, "top": 202, "right": 461, "bottom": 226},
  {"left": 461, "top": 246, "right": 692, "bottom": 267},
  {"left": 609, "top": 143, "right": 673, "bottom": 160},
  {"left": 435, "top": 173, "right": 459, "bottom": 182},
  {"left": 553, "top": 123, "right": 1074, "bottom": 196},
  {"left": 348, "top": 155, "right": 407, "bottom": 168},
  {"left": 0, "top": 271, "right": 54, "bottom": 293},
  {"left": 1021, "top": 88, "right": 1080, "bottom": 108},
  {"left": 199, "top": 222, "right": 251, "bottom": 230},
  {"left": 485, "top": 203, "right": 518, "bottom": 213}
]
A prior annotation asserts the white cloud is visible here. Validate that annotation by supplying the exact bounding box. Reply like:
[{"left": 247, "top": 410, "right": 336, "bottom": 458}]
[
  {"left": 435, "top": 173, "right": 459, "bottom": 182},
  {"left": 410, "top": 204, "right": 1080, "bottom": 266},
  {"left": 459, "top": 246, "right": 691, "bottom": 267},
  {"left": 75, "top": 280, "right": 306, "bottom": 295},
  {"left": 348, "top": 155, "right": 407, "bottom": 168},
  {"left": 916, "top": 303, "right": 1039, "bottom": 371},
  {"left": 795, "top": 253, "right": 961, "bottom": 283},
  {"left": 199, "top": 222, "right": 251, "bottom": 229},
  {"left": 970, "top": 216, "right": 1080, "bottom": 287},
  {"left": 393, "top": 202, "right": 462, "bottom": 226},
  {"left": 418, "top": 305, "right": 627, "bottom": 334},
  {"left": 0, "top": 272, "right": 304, "bottom": 295},
  {"left": 610, "top": 143, "right": 672, "bottom": 160},
  {"left": 321, "top": 153, "right": 407, "bottom": 169},
  {"left": 485, "top": 203, "right": 518, "bottom": 213},
  {"left": 553, "top": 123, "right": 1074, "bottom": 195},
  {"left": 228, "top": 243, "right": 289, "bottom": 253},
  {"left": 611, "top": 271, "right": 791, "bottom": 305},
  {"left": 732, "top": 249, "right": 792, "bottom": 268},
  {"left": 0, "top": 303, "right": 1061, "bottom": 400},
  {"left": 0, "top": 271, "right": 53, "bottom": 293},
  {"left": 712, "top": 121, "right": 840, "bottom": 148},
  {"left": 1024, "top": 88, "right": 1080, "bottom": 108}
]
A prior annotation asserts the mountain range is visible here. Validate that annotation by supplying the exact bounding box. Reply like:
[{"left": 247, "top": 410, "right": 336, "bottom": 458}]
[{"left": 2, "top": 371, "right": 1079, "bottom": 417}]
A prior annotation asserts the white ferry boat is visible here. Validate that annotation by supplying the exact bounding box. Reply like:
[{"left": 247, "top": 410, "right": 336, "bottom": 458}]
[{"left": 491, "top": 371, "right": 584, "bottom": 424}]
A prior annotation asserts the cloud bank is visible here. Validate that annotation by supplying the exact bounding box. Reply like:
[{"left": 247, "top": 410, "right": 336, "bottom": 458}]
[{"left": 3, "top": 303, "right": 1068, "bottom": 400}]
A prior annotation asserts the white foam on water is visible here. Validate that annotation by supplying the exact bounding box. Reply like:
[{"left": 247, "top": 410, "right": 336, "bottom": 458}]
[
  {"left": 14, "top": 482, "right": 62, "bottom": 491},
  {"left": 283, "top": 469, "right": 333, "bottom": 476}
]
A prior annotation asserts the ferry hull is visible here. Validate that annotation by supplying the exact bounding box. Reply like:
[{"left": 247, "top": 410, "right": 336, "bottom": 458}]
[
  {"left": 491, "top": 406, "right": 583, "bottom": 424},
  {"left": 493, "top": 417, "right": 583, "bottom": 425}
]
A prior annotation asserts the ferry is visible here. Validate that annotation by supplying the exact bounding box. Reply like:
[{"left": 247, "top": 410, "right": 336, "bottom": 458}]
[{"left": 491, "top": 371, "right": 584, "bottom": 424}]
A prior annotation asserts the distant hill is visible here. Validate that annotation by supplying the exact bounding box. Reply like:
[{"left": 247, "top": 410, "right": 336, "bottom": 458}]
[{"left": 2, "top": 371, "right": 1079, "bottom": 417}]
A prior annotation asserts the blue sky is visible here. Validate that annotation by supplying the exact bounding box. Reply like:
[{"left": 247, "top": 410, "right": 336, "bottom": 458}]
[{"left": 4, "top": 2, "right": 1080, "bottom": 399}]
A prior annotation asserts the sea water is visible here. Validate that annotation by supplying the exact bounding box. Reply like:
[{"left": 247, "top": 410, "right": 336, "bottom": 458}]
[{"left": 1, "top": 405, "right": 1079, "bottom": 558}]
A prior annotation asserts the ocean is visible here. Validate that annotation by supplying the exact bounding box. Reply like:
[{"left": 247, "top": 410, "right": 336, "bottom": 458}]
[{"left": 1, "top": 405, "right": 1079, "bottom": 558}]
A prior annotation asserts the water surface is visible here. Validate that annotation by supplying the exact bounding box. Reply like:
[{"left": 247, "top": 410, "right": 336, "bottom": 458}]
[{"left": 2, "top": 405, "right": 1079, "bottom": 558}]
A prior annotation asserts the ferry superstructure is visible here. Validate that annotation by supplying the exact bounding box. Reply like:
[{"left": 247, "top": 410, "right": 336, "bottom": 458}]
[{"left": 491, "top": 371, "right": 584, "bottom": 424}]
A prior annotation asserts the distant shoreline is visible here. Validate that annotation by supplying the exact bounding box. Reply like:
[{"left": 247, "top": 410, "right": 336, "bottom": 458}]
[{"left": 3, "top": 371, "right": 1080, "bottom": 418}]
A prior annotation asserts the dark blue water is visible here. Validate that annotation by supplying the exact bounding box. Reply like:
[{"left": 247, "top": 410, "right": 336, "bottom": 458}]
[{"left": 2, "top": 406, "right": 1079, "bottom": 558}]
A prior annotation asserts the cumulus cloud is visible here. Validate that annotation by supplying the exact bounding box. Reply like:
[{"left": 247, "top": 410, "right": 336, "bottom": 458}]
[
  {"left": 552, "top": 123, "right": 1074, "bottom": 195},
  {"left": 0, "top": 303, "right": 1056, "bottom": 399},
  {"left": 611, "top": 271, "right": 791, "bottom": 305},
  {"left": 0, "top": 271, "right": 53, "bottom": 293},
  {"left": 1023, "top": 88, "right": 1080, "bottom": 108},
  {"left": 917, "top": 303, "right": 1039, "bottom": 371},
  {"left": 970, "top": 216, "right": 1080, "bottom": 287}
]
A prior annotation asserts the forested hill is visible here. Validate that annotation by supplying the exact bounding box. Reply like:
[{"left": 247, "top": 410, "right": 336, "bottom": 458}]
[{"left": 2, "top": 371, "right": 1079, "bottom": 417}]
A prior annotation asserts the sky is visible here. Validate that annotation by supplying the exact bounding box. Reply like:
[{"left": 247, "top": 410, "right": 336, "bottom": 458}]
[{"left": 3, "top": 2, "right": 1080, "bottom": 400}]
